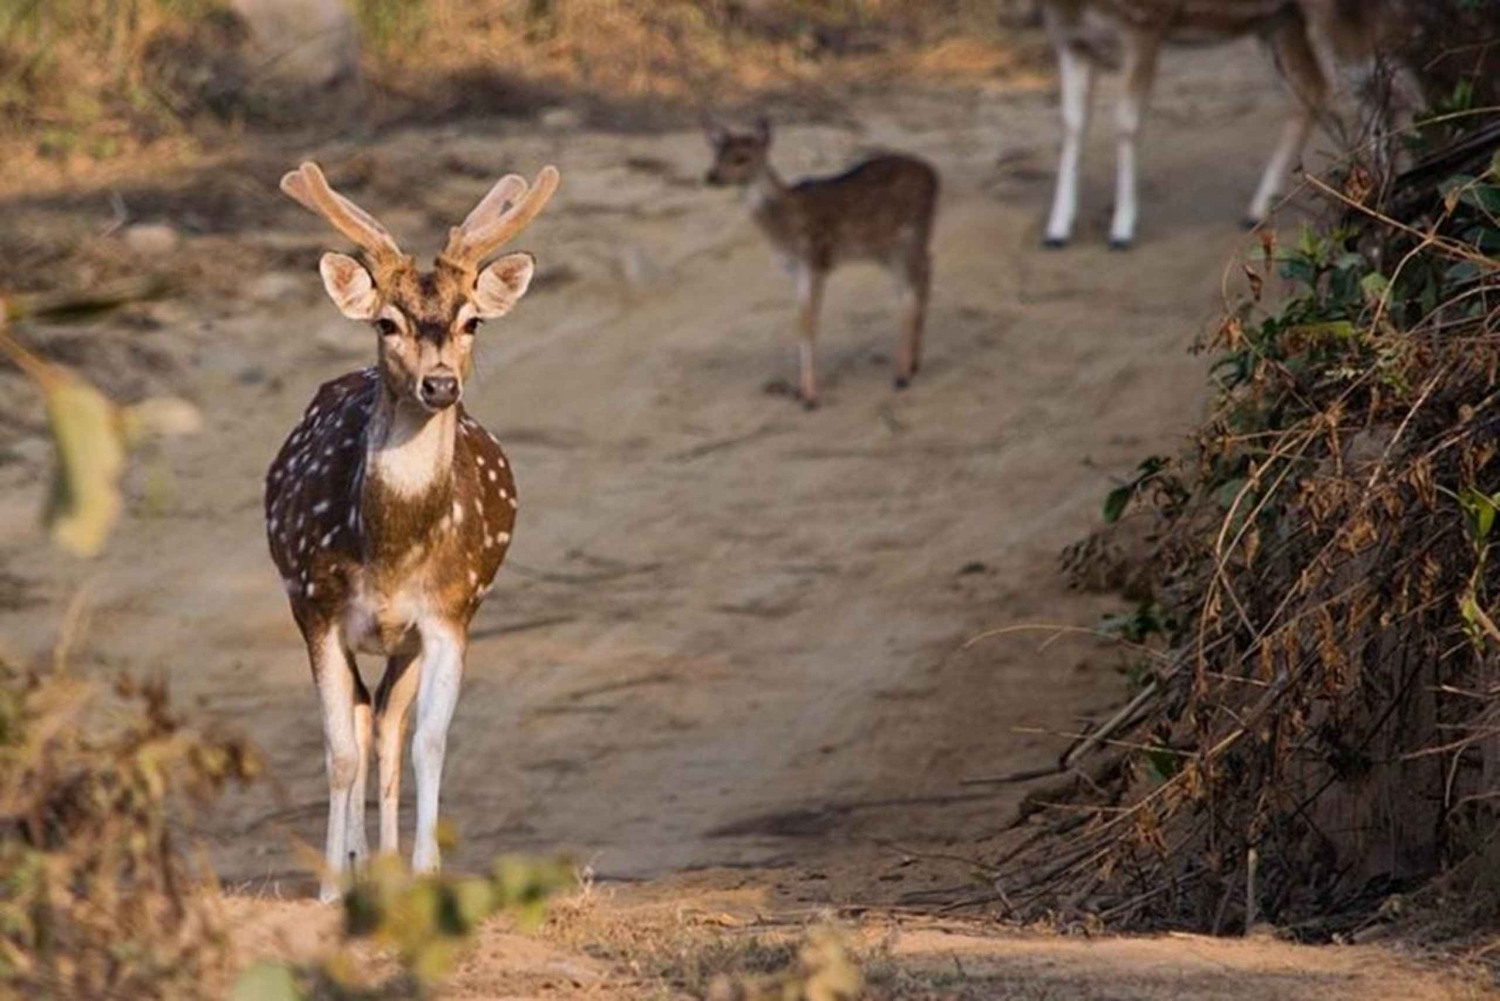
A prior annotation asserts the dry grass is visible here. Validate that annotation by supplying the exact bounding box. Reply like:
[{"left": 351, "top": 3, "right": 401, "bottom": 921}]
[
  {"left": 988, "top": 79, "right": 1500, "bottom": 940},
  {"left": 357, "top": 0, "right": 1045, "bottom": 122}
]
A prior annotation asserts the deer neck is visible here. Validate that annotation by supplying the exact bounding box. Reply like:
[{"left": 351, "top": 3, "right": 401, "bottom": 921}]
[
  {"left": 361, "top": 389, "right": 457, "bottom": 562},
  {"left": 746, "top": 162, "right": 786, "bottom": 217}
]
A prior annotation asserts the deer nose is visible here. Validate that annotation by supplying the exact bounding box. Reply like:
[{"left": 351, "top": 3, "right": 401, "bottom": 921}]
[{"left": 419, "top": 374, "right": 461, "bottom": 409}]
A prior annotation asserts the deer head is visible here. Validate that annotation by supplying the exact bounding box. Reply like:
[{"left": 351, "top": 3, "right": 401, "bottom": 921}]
[
  {"left": 703, "top": 116, "right": 773, "bottom": 187},
  {"left": 280, "top": 162, "right": 560, "bottom": 412}
]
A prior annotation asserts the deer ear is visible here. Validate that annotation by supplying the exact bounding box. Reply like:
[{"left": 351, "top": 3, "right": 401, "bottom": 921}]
[
  {"left": 703, "top": 118, "right": 729, "bottom": 148},
  {"left": 473, "top": 252, "right": 535, "bottom": 319},
  {"left": 318, "top": 252, "right": 380, "bottom": 320}
]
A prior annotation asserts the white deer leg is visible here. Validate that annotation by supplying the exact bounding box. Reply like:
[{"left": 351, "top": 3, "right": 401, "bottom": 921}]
[
  {"left": 794, "top": 266, "right": 826, "bottom": 410},
  {"left": 1246, "top": 110, "right": 1315, "bottom": 227},
  {"left": 1043, "top": 40, "right": 1095, "bottom": 247},
  {"left": 1249, "top": 17, "right": 1327, "bottom": 227},
  {"left": 1109, "top": 30, "right": 1160, "bottom": 249},
  {"left": 311, "top": 628, "right": 361, "bottom": 903},
  {"left": 375, "top": 651, "right": 420, "bottom": 856},
  {"left": 347, "top": 686, "right": 371, "bottom": 870},
  {"left": 411, "top": 623, "right": 466, "bottom": 874}
]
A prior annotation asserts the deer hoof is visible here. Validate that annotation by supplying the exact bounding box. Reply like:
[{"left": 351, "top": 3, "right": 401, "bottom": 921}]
[
  {"left": 1241, "top": 216, "right": 1263, "bottom": 232},
  {"left": 1041, "top": 235, "right": 1069, "bottom": 250},
  {"left": 1108, "top": 237, "right": 1133, "bottom": 252},
  {"left": 894, "top": 376, "right": 910, "bottom": 390}
]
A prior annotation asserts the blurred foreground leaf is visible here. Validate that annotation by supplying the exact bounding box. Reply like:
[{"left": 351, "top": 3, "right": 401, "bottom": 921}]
[
  {"left": 235, "top": 851, "right": 573, "bottom": 998},
  {"left": 0, "top": 300, "right": 199, "bottom": 557},
  {"left": 230, "top": 961, "right": 304, "bottom": 1001}
]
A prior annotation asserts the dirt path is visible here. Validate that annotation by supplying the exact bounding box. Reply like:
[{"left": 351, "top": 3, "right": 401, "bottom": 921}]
[{"left": 0, "top": 38, "right": 1486, "bottom": 1000}]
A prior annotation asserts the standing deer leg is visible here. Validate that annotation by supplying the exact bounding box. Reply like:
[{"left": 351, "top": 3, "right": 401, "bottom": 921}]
[
  {"left": 1109, "top": 28, "right": 1161, "bottom": 249},
  {"left": 347, "top": 673, "right": 372, "bottom": 872},
  {"left": 894, "top": 251, "right": 930, "bottom": 389},
  {"left": 374, "top": 648, "right": 419, "bottom": 857},
  {"left": 411, "top": 623, "right": 466, "bottom": 874},
  {"left": 795, "top": 266, "right": 826, "bottom": 409},
  {"left": 1043, "top": 34, "right": 1096, "bottom": 247},
  {"left": 310, "top": 627, "right": 361, "bottom": 903},
  {"left": 1247, "top": 16, "right": 1327, "bottom": 227}
]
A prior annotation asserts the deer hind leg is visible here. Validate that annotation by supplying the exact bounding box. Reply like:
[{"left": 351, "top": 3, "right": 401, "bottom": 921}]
[
  {"left": 1246, "top": 16, "right": 1328, "bottom": 227},
  {"left": 795, "top": 266, "right": 827, "bottom": 409},
  {"left": 1108, "top": 28, "right": 1161, "bottom": 249},
  {"left": 411, "top": 623, "right": 466, "bottom": 874},
  {"left": 893, "top": 249, "right": 931, "bottom": 389},
  {"left": 1042, "top": 23, "right": 1097, "bottom": 247},
  {"left": 310, "top": 627, "right": 362, "bottom": 903},
  {"left": 373, "top": 648, "right": 419, "bottom": 857}
]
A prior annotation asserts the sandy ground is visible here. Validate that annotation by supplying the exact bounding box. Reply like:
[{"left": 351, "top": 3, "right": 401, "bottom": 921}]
[{"left": 0, "top": 35, "right": 1490, "bottom": 1001}]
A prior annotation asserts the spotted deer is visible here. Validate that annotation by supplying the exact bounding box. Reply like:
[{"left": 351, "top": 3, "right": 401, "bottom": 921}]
[
  {"left": 1040, "top": 0, "right": 1419, "bottom": 248},
  {"left": 265, "top": 160, "right": 558, "bottom": 901},
  {"left": 705, "top": 117, "right": 938, "bottom": 408}
]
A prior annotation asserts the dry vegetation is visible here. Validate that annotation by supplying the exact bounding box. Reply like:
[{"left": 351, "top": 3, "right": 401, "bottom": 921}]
[{"left": 1000, "top": 89, "right": 1500, "bottom": 942}]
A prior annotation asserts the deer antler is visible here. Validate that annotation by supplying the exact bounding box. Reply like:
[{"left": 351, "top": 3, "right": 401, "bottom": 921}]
[
  {"left": 280, "top": 162, "right": 405, "bottom": 267},
  {"left": 439, "top": 165, "right": 561, "bottom": 274}
]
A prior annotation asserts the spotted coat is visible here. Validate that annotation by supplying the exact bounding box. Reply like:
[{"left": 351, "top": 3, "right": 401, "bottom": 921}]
[{"left": 264, "top": 368, "right": 517, "bottom": 655}]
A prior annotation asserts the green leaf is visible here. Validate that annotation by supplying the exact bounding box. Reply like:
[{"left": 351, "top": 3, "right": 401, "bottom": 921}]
[
  {"left": 1214, "top": 477, "right": 1249, "bottom": 511},
  {"left": 1103, "top": 485, "right": 1132, "bottom": 524},
  {"left": 1360, "top": 272, "right": 1390, "bottom": 304},
  {"left": 42, "top": 374, "right": 127, "bottom": 558},
  {"left": 230, "top": 962, "right": 304, "bottom": 1001}
]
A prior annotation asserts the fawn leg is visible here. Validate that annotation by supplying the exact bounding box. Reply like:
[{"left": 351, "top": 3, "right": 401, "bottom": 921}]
[
  {"left": 795, "top": 266, "right": 826, "bottom": 409},
  {"left": 894, "top": 251, "right": 931, "bottom": 388}
]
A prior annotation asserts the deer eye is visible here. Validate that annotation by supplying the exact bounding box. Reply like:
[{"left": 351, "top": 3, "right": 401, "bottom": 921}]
[
  {"left": 375, "top": 317, "right": 400, "bottom": 337},
  {"left": 461, "top": 316, "right": 481, "bottom": 335}
]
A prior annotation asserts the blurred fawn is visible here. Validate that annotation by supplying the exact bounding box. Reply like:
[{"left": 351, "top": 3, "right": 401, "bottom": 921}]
[
  {"left": 705, "top": 117, "right": 938, "bottom": 408},
  {"left": 265, "top": 160, "right": 558, "bottom": 901},
  {"left": 1040, "top": 0, "right": 1419, "bottom": 248}
]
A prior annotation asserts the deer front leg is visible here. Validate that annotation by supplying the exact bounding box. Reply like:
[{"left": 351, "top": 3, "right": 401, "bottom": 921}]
[
  {"left": 374, "top": 649, "right": 420, "bottom": 857},
  {"left": 1108, "top": 29, "right": 1161, "bottom": 249},
  {"left": 411, "top": 623, "right": 466, "bottom": 874},
  {"left": 795, "top": 266, "right": 826, "bottom": 409},
  {"left": 348, "top": 677, "right": 372, "bottom": 871},
  {"left": 309, "top": 627, "right": 362, "bottom": 903},
  {"left": 893, "top": 252, "right": 930, "bottom": 389},
  {"left": 1042, "top": 24, "right": 1095, "bottom": 247}
]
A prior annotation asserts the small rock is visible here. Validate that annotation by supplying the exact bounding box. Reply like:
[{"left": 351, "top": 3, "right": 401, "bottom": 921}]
[
  {"left": 122, "top": 223, "right": 181, "bottom": 257},
  {"left": 959, "top": 561, "right": 988, "bottom": 575}
]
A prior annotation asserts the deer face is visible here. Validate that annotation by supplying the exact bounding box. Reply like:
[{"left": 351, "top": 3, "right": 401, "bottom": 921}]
[
  {"left": 704, "top": 117, "right": 772, "bottom": 187},
  {"left": 281, "top": 160, "right": 556, "bottom": 413},
  {"left": 318, "top": 254, "right": 536, "bottom": 413}
]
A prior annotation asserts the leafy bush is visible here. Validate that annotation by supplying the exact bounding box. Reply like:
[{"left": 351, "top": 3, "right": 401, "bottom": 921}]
[
  {"left": 234, "top": 854, "right": 573, "bottom": 1000},
  {"left": 1000, "top": 83, "right": 1500, "bottom": 936},
  {"left": 0, "top": 663, "right": 260, "bottom": 998}
]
